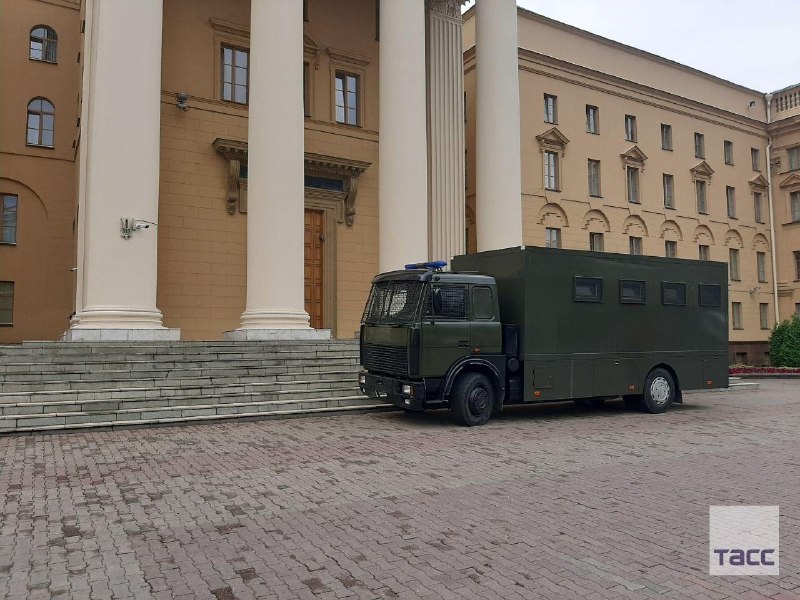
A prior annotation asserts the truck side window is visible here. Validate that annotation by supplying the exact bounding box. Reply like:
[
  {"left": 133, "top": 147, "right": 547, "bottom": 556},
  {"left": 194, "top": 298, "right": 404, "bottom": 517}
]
[
  {"left": 574, "top": 276, "right": 603, "bottom": 302},
  {"left": 620, "top": 279, "right": 646, "bottom": 304},
  {"left": 699, "top": 284, "right": 722, "bottom": 307},
  {"left": 472, "top": 286, "right": 494, "bottom": 319},
  {"left": 424, "top": 285, "right": 468, "bottom": 319},
  {"left": 662, "top": 282, "right": 687, "bottom": 306}
]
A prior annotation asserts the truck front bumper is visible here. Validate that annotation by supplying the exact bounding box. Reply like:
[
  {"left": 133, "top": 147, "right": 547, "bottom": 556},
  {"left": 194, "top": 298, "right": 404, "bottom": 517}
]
[{"left": 358, "top": 372, "right": 444, "bottom": 411}]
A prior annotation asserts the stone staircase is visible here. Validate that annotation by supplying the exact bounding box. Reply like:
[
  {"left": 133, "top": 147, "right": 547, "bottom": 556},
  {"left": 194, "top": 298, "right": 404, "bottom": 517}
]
[{"left": 0, "top": 340, "right": 386, "bottom": 433}]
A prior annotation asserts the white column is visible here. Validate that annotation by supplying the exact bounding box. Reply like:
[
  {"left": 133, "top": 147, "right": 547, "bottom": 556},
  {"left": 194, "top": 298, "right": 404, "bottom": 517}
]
[
  {"left": 66, "top": 0, "right": 178, "bottom": 341},
  {"left": 427, "top": 0, "right": 466, "bottom": 263},
  {"left": 379, "top": 0, "right": 429, "bottom": 272},
  {"left": 226, "top": 0, "right": 327, "bottom": 340},
  {"left": 475, "top": 0, "right": 522, "bottom": 251}
]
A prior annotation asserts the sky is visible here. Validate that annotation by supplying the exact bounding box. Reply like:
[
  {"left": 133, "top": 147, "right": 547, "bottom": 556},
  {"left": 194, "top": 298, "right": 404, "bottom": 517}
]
[{"left": 463, "top": 0, "right": 800, "bottom": 93}]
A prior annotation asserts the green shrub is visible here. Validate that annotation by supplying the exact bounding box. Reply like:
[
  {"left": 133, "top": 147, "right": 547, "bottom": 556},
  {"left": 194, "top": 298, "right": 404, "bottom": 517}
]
[{"left": 769, "top": 314, "right": 800, "bottom": 368}]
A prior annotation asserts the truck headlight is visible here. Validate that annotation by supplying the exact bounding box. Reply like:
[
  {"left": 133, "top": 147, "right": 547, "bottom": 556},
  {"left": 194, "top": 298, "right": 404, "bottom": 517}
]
[
  {"left": 359, "top": 374, "right": 366, "bottom": 385},
  {"left": 401, "top": 384, "right": 413, "bottom": 396}
]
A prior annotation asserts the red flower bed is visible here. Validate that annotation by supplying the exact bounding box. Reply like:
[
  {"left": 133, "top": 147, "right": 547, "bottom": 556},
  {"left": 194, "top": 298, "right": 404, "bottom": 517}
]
[{"left": 729, "top": 365, "right": 800, "bottom": 375}]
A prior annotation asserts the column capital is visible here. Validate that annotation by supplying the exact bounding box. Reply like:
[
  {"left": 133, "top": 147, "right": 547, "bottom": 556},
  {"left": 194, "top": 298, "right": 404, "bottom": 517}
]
[{"left": 426, "top": 0, "right": 464, "bottom": 18}]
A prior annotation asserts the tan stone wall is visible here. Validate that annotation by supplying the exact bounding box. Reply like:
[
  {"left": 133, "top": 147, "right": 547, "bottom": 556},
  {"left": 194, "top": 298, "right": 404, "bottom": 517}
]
[
  {"left": 0, "top": 0, "right": 80, "bottom": 343},
  {"left": 157, "top": 0, "right": 379, "bottom": 340},
  {"left": 464, "top": 24, "right": 775, "bottom": 348}
]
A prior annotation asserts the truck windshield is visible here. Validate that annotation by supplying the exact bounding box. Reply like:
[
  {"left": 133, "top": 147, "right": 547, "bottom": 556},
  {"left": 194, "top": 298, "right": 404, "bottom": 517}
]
[{"left": 362, "top": 280, "right": 426, "bottom": 325}]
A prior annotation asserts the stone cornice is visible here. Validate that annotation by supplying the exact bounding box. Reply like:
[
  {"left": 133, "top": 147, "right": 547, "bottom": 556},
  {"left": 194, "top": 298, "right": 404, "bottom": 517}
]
[
  {"left": 779, "top": 173, "right": 800, "bottom": 190},
  {"left": 749, "top": 174, "right": 769, "bottom": 190},
  {"left": 327, "top": 47, "right": 371, "bottom": 68},
  {"left": 620, "top": 145, "right": 648, "bottom": 170},
  {"left": 691, "top": 161, "right": 715, "bottom": 181},
  {"left": 535, "top": 127, "right": 569, "bottom": 156}
]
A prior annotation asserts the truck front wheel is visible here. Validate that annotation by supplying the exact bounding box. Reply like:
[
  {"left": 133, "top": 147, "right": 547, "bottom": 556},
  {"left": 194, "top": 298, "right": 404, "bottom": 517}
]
[
  {"left": 642, "top": 368, "right": 676, "bottom": 413},
  {"left": 450, "top": 372, "right": 494, "bottom": 426}
]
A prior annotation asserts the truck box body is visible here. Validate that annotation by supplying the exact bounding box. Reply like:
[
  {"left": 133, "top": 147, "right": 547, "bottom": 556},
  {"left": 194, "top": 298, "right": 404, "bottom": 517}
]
[{"left": 452, "top": 246, "right": 728, "bottom": 401}]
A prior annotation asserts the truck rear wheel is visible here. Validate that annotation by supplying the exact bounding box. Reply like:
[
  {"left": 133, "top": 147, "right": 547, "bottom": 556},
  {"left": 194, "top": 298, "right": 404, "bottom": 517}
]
[
  {"left": 642, "top": 368, "right": 675, "bottom": 413},
  {"left": 450, "top": 372, "right": 493, "bottom": 426}
]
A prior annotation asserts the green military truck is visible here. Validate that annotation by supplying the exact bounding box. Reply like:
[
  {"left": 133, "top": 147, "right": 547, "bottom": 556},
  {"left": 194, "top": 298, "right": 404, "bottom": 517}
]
[{"left": 358, "top": 246, "right": 728, "bottom": 426}]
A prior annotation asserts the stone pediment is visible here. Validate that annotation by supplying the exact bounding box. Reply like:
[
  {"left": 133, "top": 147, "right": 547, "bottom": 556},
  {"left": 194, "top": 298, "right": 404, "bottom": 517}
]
[
  {"left": 535, "top": 127, "right": 570, "bottom": 156},
  {"left": 691, "top": 161, "right": 715, "bottom": 181},
  {"left": 620, "top": 145, "right": 648, "bottom": 170},
  {"left": 779, "top": 172, "right": 800, "bottom": 189},
  {"left": 749, "top": 174, "right": 769, "bottom": 189}
]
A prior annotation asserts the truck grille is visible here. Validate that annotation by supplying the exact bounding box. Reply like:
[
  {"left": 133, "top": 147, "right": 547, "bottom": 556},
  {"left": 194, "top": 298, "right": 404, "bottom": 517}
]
[{"left": 361, "top": 344, "right": 408, "bottom": 377}]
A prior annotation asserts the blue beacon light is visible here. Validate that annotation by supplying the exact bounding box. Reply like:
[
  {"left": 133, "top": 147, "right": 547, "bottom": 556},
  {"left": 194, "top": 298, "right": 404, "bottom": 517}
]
[{"left": 404, "top": 260, "right": 448, "bottom": 271}]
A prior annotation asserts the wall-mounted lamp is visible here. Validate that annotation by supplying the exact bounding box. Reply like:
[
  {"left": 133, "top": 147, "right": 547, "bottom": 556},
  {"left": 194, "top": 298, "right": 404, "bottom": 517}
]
[
  {"left": 748, "top": 285, "right": 761, "bottom": 295},
  {"left": 120, "top": 218, "right": 157, "bottom": 240},
  {"left": 176, "top": 92, "right": 189, "bottom": 111},
  {"left": 748, "top": 100, "right": 757, "bottom": 108}
]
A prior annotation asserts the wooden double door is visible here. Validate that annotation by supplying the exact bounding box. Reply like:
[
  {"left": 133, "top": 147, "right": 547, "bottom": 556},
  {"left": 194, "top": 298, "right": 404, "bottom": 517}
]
[{"left": 304, "top": 209, "right": 325, "bottom": 329}]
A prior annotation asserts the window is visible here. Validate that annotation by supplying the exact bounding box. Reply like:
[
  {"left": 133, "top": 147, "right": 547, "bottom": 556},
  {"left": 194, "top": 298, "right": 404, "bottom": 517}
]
[
  {"left": 221, "top": 45, "right": 248, "bottom": 104},
  {"left": 29, "top": 26, "right": 57, "bottom": 63},
  {"left": 699, "top": 284, "right": 721, "bottom": 307},
  {"left": 335, "top": 72, "right": 360, "bottom": 126},
  {"left": 724, "top": 140, "right": 734, "bottom": 165},
  {"left": 303, "top": 62, "right": 311, "bottom": 117},
  {"left": 588, "top": 159, "right": 601, "bottom": 196},
  {"left": 788, "top": 146, "right": 800, "bottom": 171},
  {"left": 795, "top": 251, "right": 800, "bottom": 280},
  {"left": 1, "top": 195, "right": 17, "bottom": 244},
  {"left": 729, "top": 248, "right": 740, "bottom": 281},
  {"left": 574, "top": 277, "right": 603, "bottom": 302},
  {"left": 629, "top": 236, "right": 642, "bottom": 255},
  {"left": 0, "top": 282, "right": 12, "bottom": 325},
  {"left": 425, "top": 285, "right": 468, "bottom": 319},
  {"left": 732, "top": 302, "right": 743, "bottom": 329},
  {"left": 662, "top": 282, "right": 687, "bottom": 306},
  {"left": 726, "top": 186, "right": 736, "bottom": 218},
  {"left": 26, "top": 98, "right": 54, "bottom": 147},
  {"left": 661, "top": 124, "right": 673, "bottom": 150},
  {"left": 757, "top": 251, "right": 767, "bottom": 283},
  {"left": 760, "top": 303, "right": 769, "bottom": 330},
  {"left": 796, "top": 303, "right": 800, "bottom": 316},
  {"left": 754, "top": 192, "right": 764, "bottom": 223},
  {"left": 734, "top": 351, "right": 747, "bottom": 364},
  {"left": 696, "top": 180, "right": 707, "bottom": 214},
  {"left": 544, "top": 150, "right": 559, "bottom": 191},
  {"left": 663, "top": 174, "right": 674, "bottom": 208},
  {"left": 545, "top": 227, "right": 561, "bottom": 249},
  {"left": 791, "top": 191, "right": 800, "bottom": 223},
  {"left": 472, "top": 287, "right": 494, "bottom": 320},
  {"left": 694, "top": 132, "right": 705, "bottom": 158},
  {"left": 620, "top": 280, "right": 646, "bottom": 304},
  {"left": 544, "top": 94, "right": 557, "bottom": 124},
  {"left": 585, "top": 105, "right": 599, "bottom": 134},
  {"left": 665, "top": 241, "right": 677, "bottom": 258},
  {"left": 624, "top": 114, "right": 637, "bottom": 142},
  {"left": 626, "top": 166, "right": 640, "bottom": 204},
  {"left": 589, "top": 232, "right": 604, "bottom": 252},
  {"left": 699, "top": 245, "right": 710, "bottom": 261},
  {"left": 751, "top": 148, "right": 760, "bottom": 171}
]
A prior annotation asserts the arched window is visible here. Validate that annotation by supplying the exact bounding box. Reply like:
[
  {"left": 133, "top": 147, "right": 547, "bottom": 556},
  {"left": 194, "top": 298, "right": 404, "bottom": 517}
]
[
  {"left": 30, "top": 26, "right": 57, "bottom": 63},
  {"left": 27, "top": 98, "right": 55, "bottom": 147}
]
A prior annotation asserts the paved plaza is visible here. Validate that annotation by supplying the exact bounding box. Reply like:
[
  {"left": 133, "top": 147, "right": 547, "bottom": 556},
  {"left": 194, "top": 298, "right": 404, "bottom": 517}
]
[{"left": 1, "top": 380, "right": 798, "bottom": 600}]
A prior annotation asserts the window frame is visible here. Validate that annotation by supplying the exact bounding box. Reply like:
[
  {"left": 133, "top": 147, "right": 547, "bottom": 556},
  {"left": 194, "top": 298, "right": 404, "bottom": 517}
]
[
  {"left": 732, "top": 301, "right": 743, "bottom": 330},
  {"left": 757, "top": 251, "right": 767, "bottom": 283},
  {"left": 26, "top": 97, "right": 55, "bottom": 148},
  {"left": 698, "top": 284, "right": 722, "bottom": 307},
  {"left": 794, "top": 251, "right": 800, "bottom": 281},
  {"left": 699, "top": 244, "right": 710, "bottom": 261},
  {"left": 424, "top": 284, "right": 469, "bottom": 321},
  {"left": 694, "top": 132, "right": 705, "bottom": 159},
  {"left": 624, "top": 114, "right": 637, "bottom": 142},
  {"left": 665, "top": 240, "right": 677, "bottom": 258},
  {"left": 696, "top": 180, "right": 708, "bottom": 214},
  {"left": 589, "top": 231, "right": 604, "bottom": 252},
  {"left": 619, "top": 279, "right": 646, "bottom": 304},
  {"left": 661, "top": 282, "right": 687, "bottom": 306},
  {"left": 573, "top": 276, "right": 603, "bottom": 303},
  {"left": 729, "top": 248, "right": 741, "bottom": 281},
  {"left": 724, "top": 140, "right": 734, "bottom": 165},
  {"left": 663, "top": 173, "right": 674, "bottom": 208},
  {"left": 220, "top": 44, "right": 249, "bottom": 105},
  {"left": 29, "top": 25, "right": 58, "bottom": 64},
  {"left": 587, "top": 159, "right": 601, "bottom": 197},
  {"left": 1, "top": 194, "right": 18, "bottom": 245},
  {"left": 751, "top": 147, "right": 761, "bottom": 171},
  {"left": 760, "top": 303, "right": 769, "bottom": 330},
  {"left": 629, "top": 236, "right": 642, "bottom": 255},
  {"left": 585, "top": 105, "right": 599, "bottom": 134},
  {"left": 0, "top": 281, "right": 13, "bottom": 326},
  {"left": 471, "top": 286, "right": 495, "bottom": 320},
  {"left": 543, "top": 94, "right": 558, "bottom": 124},
  {"left": 626, "top": 166, "right": 640, "bottom": 204},
  {"left": 661, "top": 123, "right": 673, "bottom": 150},
  {"left": 334, "top": 70, "right": 361, "bottom": 126},
  {"left": 543, "top": 150, "right": 559, "bottom": 191},
  {"left": 790, "top": 191, "right": 800, "bottom": 223},
  {"left": 754, "top": 191, "right": 764, "bottom": 223},
  {"left": 788, "top": 146, "right": 800, "bottom": 171},
  {"left": 726, "top": 186, "right": 736, "bottom": 219},
  {"left": 545, "top": 227, "right": 561, "bottom": 249}
]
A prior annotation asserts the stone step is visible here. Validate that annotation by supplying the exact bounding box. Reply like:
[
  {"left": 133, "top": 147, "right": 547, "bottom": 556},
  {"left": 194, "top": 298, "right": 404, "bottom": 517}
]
[
  {"left": 0, "top": 395, "right": 387, "bottom": 433},
  {"left": 0, "top": 363, "right": 360, "bottom": 392},
  {"left": 0, "top": 377, "right": 361, "bottom": 405}
]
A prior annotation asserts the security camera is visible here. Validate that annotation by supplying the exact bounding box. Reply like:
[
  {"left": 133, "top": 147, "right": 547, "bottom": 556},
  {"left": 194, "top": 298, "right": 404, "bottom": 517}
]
[
  {"left": 134, "top": 222, "right": 150, "bottom": 230},
  {"left": 176, "top": 92, "right": 189, "bottom": 111}
]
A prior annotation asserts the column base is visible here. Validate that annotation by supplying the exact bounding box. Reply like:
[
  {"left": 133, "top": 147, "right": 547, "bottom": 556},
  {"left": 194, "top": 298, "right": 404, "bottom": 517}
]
[
  {"left": 61, "top": 328, "right": 182, "bottom": 342},
  {"left": 223, "top": 328, "right": 332, "bottom": 341}
]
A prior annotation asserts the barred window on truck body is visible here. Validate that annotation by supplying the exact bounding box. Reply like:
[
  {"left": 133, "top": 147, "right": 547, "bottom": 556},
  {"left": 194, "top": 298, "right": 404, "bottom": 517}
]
[
  {"left": 361, "top": 280, "right": 425, "bottom": 324},
  {"left": 574, "top": 277, "right": 603, "bottom": 302},
  {"left": 424, "top": 285, "right": 468, "bottom": 319},
  {"left": 699, "top": 284, "right": 722, "bottom": 307},
  {"left": 662, "top": 282, "right": 687, "bottom": 306},
  {"left": 620, "top": 280, "right": 646, "bottom": 304}
]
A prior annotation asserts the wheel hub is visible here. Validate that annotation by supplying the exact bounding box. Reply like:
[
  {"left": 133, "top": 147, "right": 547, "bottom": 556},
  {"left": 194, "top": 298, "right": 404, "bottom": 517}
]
[
  {"left": 650, "top": 376, "right": 670, "bottom": 404},
  {"left": 468, "top": 387, "right": 489, "bottom": 416}
]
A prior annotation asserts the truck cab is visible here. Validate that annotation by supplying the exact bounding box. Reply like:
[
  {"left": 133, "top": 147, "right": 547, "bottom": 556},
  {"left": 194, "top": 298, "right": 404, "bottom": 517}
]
[{"left": 358, "top": 262, "right": 509, "bottom": 425}]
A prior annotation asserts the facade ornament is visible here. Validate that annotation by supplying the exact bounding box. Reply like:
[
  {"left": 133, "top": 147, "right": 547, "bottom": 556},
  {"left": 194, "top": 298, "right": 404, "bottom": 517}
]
[
  {"left": 535, "top": 127, "right": 570, "bottom": 157},
  {"left": 427, "top": 0, "right": 464, "bottom": 19},
  {"left": 620, "top": 145, "right": 648, "bottom": 171},
  {"left": 212, "top": 139, "right": 371, "bottom": 223},
  {"left": 690, "top": 160, "right": 715, "bottom": 182}
]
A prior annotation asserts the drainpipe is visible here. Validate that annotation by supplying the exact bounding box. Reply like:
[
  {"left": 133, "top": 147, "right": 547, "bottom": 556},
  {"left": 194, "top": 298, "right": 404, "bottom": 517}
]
[{"left": 765, "top": 92, "right": 780, "bottom": 324}]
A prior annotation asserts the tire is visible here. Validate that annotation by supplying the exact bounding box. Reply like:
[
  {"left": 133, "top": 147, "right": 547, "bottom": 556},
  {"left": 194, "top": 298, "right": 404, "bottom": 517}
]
[
  {"left": 642, "top": 368, "right": 676, "bottom": 414},
  {"left": 450, "top": 372, "right": 494, "bottom": 426},
  {"left": 623, "top": 395, "right": 643, "bottom": 411}
]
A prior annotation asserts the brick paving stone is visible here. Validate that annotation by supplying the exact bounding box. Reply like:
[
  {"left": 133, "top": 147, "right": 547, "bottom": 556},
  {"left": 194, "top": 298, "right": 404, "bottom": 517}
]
[{"left": 0, "top": 381, "right": 798, "bottom": 599}]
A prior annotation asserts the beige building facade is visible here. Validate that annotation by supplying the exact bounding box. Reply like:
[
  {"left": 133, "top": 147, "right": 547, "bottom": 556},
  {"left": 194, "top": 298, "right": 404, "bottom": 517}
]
[{"left": 1, "top": 1, "right": 798, "bottom": 365}]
